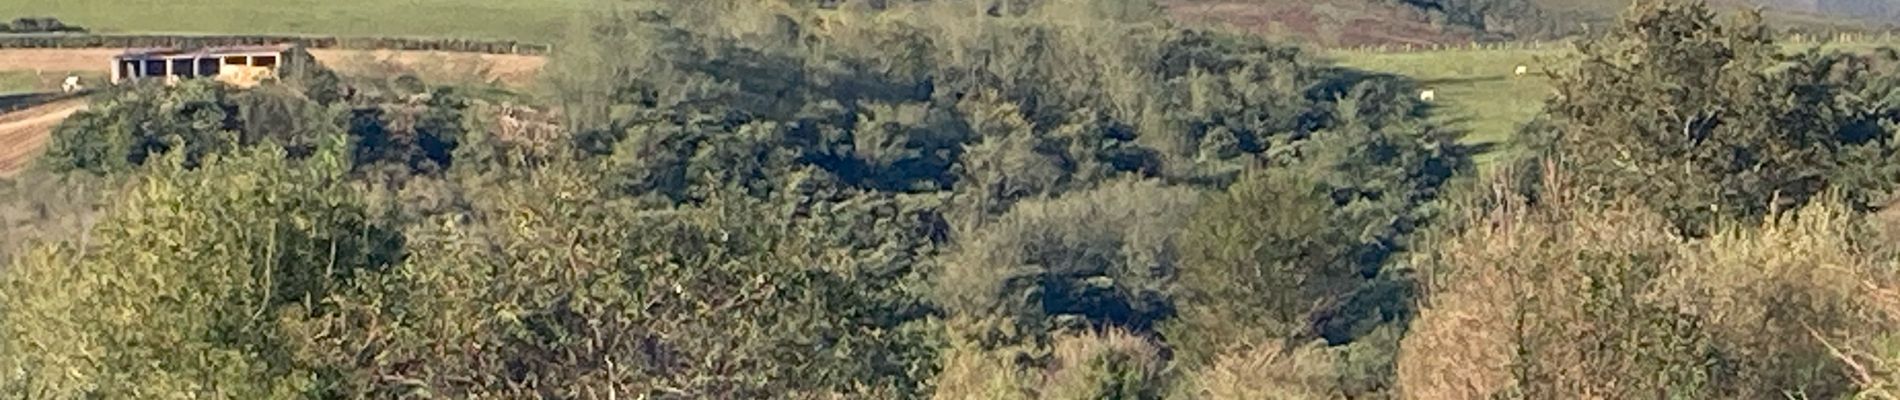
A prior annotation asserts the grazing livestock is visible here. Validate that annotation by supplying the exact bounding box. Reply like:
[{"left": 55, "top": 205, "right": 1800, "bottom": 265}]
[
  {"left": 1515, "top": 65, "right": 1529, "bottom": 76},
  {"left": 1419, "top": 90, "right": 1436, "bottom": 101},
  {"left": 61, "top": 75, "right": 81, "bottom": 93}
]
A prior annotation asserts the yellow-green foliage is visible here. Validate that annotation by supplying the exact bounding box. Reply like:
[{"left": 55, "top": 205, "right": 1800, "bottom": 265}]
[
  {"left": 932, "top": 320, "right": 1039, "bottom": 400},
  {"left": 1, "top": 141, "right": 368, "bottom": 397},
  {"left": 938, "top": 178, "right": 1202, "bottom": 343},
  {"left": 1177, "top": 341, "right": 1342, "bottom": 400},
  {"left": 52, "top": 1, "right": 1900, "bottom": 398},
  {"left": 929, "top": 323, "right": 1172, "bottom": 400},
  {"left": 1042, "top": 329, "right": 1171, "bottom": 400},
  {"left": 0, "top": 171, "right": 112, "bottom": 266},
  {"left": 1400, "top": 170, "right": 1900, "bottom": 399},
  {"left": 284, "top": 157, "right": 945, "bottom": 397}
]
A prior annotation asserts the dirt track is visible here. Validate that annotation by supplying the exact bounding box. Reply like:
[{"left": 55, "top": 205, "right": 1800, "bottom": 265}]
[{"left": 0, "top": 99, "right": 87, "bottom": 177}]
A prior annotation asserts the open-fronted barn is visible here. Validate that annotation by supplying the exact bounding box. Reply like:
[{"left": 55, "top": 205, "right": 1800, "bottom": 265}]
[{"left": 110, "top": 43, "right": 309, "bottom": 87}]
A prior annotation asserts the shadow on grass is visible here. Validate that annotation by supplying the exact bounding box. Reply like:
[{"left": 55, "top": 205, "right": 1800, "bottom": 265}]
[
  {"left": 1423, "top": 113, "right": 1511, "bottom": 165},
  {"left": 1460, "top": 141, "right": 1502, "bottom": 157},
  {"left": 0, "top": 91, "right": 78, "bottom": 115},
  {"left": 1311, "top": 65, "right": 1520, "bottom": 165},
  {"left": 1419, "top": 74, "right": 1510, "bottom": 86}
]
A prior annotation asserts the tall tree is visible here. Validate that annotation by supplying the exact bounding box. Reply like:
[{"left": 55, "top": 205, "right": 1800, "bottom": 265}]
[{"left": 1524, "top": 0, "right": 1900, "bottom": 234}]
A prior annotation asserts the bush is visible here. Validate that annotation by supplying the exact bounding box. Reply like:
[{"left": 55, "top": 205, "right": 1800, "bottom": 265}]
[
  {"left": 0, "top": 17, "right": 85, "bottom": 34},
  {"left": 0, "top": 142, "right": 393, "bottom": 397},
  {"left": 929, "top": 324, "right": 1174, "bottom": 400},
  {"left": 1178, "top": 340, "right": 1342, "bottom": 400},
  {"left": 282, "top": 160, "right": 943, "bottom": 398},
  {"left": 42, "top": 80, "right": 472, "bottom": 178},
  {"left": 1041, "top": 329, "right": 1173, "bottom": 400},
  {"left": 1399, "top": 168, "right": 1896, "bottom": 398},
  {"left": 931, "top": 321, "right": 1038, "bottom": 400},
  {"left": 0, "top": 171, "right": 112, "bottom": 266},
  {"left": 937, "top": 178, "right": 1201, "bottom": 343},
  {"left": 42, "top": 81, "right": 241, "bottom": 174},
  {"left": 1164, "top": 169, "right": 1353, "bottom": 366},
  {"left": 1522, "top": 0, "right": 1900, "bottom": 234}
]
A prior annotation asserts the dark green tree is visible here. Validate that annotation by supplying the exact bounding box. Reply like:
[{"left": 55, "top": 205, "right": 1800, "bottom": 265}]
[{"left": 1524, "top": 0, "right": 1900, "bottom": 234}]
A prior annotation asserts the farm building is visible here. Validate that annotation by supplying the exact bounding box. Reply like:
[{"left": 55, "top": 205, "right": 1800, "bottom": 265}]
[{"left": 110, "top": 43, "right": 312, "bottom": 87}]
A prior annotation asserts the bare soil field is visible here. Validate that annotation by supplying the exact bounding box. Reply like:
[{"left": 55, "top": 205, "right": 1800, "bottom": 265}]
[
  {"left": 308, "top": 49, "right": 545, "bottom": 87},
  {"left": 0, "top": 49, "right": 546, "bottom": 88},
  {"left": 0, "top": 49, "right": 122, "bottom": 72}
]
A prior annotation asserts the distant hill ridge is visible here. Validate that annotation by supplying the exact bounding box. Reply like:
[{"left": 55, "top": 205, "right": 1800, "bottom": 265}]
[{"left": 1799, "top": 0, "right": 1895, "bottom": 24}]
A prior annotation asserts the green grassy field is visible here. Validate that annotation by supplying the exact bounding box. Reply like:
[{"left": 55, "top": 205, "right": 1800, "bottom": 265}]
[
  {"left": 0, "top": 70, "right": 107, "bottom": 95},
  {"left": 0, "top": 0, "right": 601, "bottom": 43},
  {"left": 0, "top": 72, "right": 40, "bottom": 94},
  {"left": 1330, "top": 40, "right": 1900, "bottom": 169},
  {"left": 1331, "top": 48, "right": 1561, "bottom": 167}
]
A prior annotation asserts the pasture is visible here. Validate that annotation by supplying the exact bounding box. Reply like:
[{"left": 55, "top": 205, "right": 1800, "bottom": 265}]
[
  {"left": 0, "top": 0, "right": 600, "bottom": 43},
  {"left": 1329, "top": 38, "right": 1900, "bottom": 169},
  {"left": 1331, "top": 47, "right": 1560, "bottom": 167},
  {"left": 0, "top": 70, "right": 108, "bottom": 94}
]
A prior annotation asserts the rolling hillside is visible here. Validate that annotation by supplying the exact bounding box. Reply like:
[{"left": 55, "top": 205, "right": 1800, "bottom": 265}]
[
  {"left": 1751, "top": 0, "right": 1897, "bottom": 24},
  {"left": 1162, "top": 0, "right": 1491, "bottom": 46}
]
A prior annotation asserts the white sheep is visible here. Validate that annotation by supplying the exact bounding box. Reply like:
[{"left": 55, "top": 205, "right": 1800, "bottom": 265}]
[
  {"left": 61, "top": 75, "right": 81, "bottom": 93},
  {"left": 1419, "top": 89, "right": 1436, "bottom": 102},
  {"left": 1515, "top": 65, "right": 1529, "bottom": 77}
]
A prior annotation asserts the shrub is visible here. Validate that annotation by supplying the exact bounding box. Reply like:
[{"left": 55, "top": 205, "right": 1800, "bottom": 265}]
[
  {"left": 43, "top": 80, "right": 472, "bottom": 178},
  {"left": 931, "top": 320, "right": 1038, "bottom": 400},
  {"left": 0, "top": 171, "right": 112, "bottom": 266},
  {"left": 1041, "top": 329, "right": 1172, "bottom": 400},
  {"left": 1523, "top": 0, "right": 1900, "bottom": 234},
  {"left": 937, "top": 178, "right": 1201, "bottom": 344},
  {"left": 1399, "top": 168, "right": 1897, "bottom": 398},
  {"left": 1178, "top": 340, "right": 1342, "bottom": 400},
  {"left": 1164, "top": 169, "right": 1354, "bottom": 366},
  {"left": 0, "top": 142, "right": 392, "bottom": 398},
  {"left": 284, "top": 160, "right": 943, "bottom": 398},
  {"left": 929, "top": 324, "right": 1174, "bottom": 400},
  {"left": 0, "top": 17, "right": 85, "bottom": 34}
]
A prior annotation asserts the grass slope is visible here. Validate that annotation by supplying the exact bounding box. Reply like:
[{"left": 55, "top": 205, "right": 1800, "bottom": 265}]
[
  {"left": 1332, "top": 48, "right": 1557, "bottom": 167},
  {"left": 1330, "top": 39, "right": 1900, "bottom": 171},
  {"left": 1162, "top": 0, "right": 1483, "bottom": 46},
  {"left": 0, "top": 0, "right": 599, "bottom": 42},
  {"left": 0, "top": 70, "right": 107, "bottom": 95}
]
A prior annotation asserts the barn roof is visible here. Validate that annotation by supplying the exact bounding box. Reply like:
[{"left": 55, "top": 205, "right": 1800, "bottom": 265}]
[{"left": 115, "top": 43, "right": 297, "bottom": 60}]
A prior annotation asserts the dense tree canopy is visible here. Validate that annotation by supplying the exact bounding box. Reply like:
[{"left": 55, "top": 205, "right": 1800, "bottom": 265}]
[
  {"left": 5, "top": 0, "right": 1900, "bottom": 398},
  {"left": 1523, "top": 0, "right": 1900, "bottom": 234}
]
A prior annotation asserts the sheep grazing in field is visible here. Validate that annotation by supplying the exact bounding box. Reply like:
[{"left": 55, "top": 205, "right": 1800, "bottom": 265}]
[
  {"left": 1419, "top": 89, "right": 1436, "bottom": 102},
  {"left": 1515, "top": 65, "right": 1529, "bottom": 76},
  {"left": 61, "top": 75, "right": 81, "bottom": 93}
]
